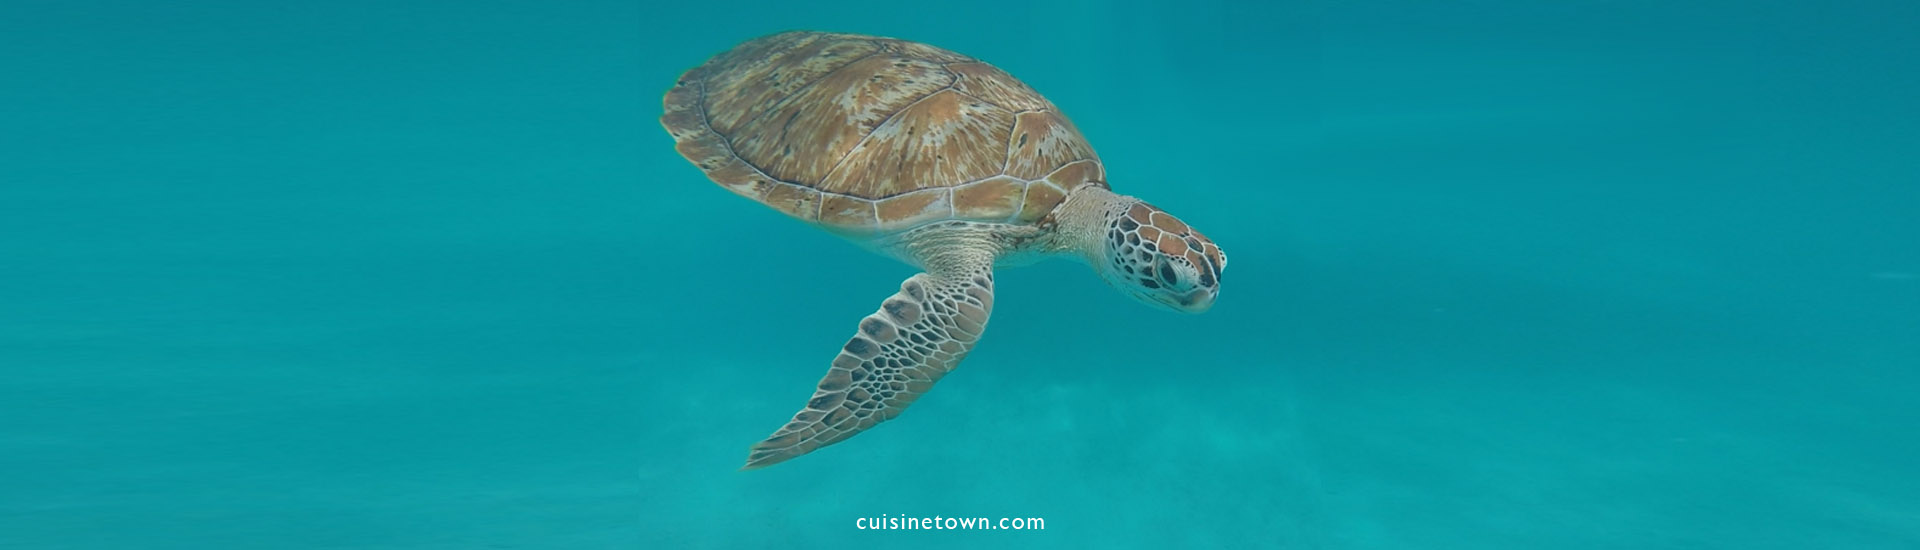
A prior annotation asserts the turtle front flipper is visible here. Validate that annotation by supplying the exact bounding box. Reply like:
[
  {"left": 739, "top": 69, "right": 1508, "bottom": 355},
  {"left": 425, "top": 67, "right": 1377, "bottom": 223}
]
[{"left": 743, "top": 265, "right": 995, "bottom": 470}]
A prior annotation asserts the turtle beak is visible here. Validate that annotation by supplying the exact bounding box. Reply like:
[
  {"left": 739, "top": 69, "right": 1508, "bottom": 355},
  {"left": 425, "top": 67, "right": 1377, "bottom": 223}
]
[
  {"left": 1150, "top": 288, "right": 1214, "bottom": 314},
  {"left": 1175, "top": 289, "right": 1215, "bottom": 313}
]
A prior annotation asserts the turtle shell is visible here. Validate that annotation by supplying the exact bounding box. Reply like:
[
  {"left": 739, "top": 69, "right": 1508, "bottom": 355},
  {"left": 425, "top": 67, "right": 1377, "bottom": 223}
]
[{"left": 661, "top": 31, "right": 1107, "bottom": 234}]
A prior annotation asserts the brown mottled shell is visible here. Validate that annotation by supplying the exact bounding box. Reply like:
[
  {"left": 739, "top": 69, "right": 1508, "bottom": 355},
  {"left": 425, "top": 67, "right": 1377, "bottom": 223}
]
[{"left": 661, "top": 31, "right": 1107, "bottom": 234}]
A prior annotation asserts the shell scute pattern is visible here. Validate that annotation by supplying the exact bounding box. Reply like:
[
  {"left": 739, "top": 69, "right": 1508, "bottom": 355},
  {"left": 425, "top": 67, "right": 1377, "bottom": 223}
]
[
  {"left": 950, "top": 175, "right": 1025, "bottom": 220},
  {"left": 874, "top": 187, "right": 951, "bottom": 229},
  {"left": 1004, "top": 110, "right": 1095, "bottom": 180},
  {"left": 946, "top": 62, "right": 1050, "bottom": 111},
  {"left": 820, "top": 88, "right": 1014, "bottom": 198},
  {"left": 662, "top": 31, "right": 1107, "bottom": 235},
  {"left": 704, "top": 34, "right": 881, "bottom": 137},
  {"left": 734, "top": 54, "right": 954, "bottom": 186}
]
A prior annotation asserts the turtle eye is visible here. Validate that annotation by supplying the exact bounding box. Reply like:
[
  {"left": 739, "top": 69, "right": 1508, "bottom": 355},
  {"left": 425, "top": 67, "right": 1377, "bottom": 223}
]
[{"left": 1157, "top": 261, "right": 1179, "bottom": 287}]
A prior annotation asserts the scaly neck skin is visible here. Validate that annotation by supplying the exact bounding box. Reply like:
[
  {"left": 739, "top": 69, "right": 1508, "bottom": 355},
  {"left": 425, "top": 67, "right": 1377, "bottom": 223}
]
[
  {"left": 1048, "top": 186, "right": 1135, "bottom": 264},
  {"left": 883, "top": 220, "right": 1018, "bottom": 277},
  {"left": 870, "top": 186, "right": 1134, "bottom": 275}
]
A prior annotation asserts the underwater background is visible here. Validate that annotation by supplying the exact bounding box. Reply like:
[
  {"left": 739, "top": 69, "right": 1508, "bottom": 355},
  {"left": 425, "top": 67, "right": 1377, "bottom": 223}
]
[{"left": 3, "top": 0, "right": 1916, "bottom": 548}]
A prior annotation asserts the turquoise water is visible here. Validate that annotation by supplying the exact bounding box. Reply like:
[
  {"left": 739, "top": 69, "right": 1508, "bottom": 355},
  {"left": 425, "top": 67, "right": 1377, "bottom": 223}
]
[{"left": 4, "top": 1, "right": 1916, "bottom": 548}]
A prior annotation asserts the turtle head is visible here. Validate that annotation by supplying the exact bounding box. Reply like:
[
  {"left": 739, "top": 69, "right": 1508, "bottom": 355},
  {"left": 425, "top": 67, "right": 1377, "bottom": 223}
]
[{"left": 1093, "top": 200, "right": 1226, "bottom": 313}]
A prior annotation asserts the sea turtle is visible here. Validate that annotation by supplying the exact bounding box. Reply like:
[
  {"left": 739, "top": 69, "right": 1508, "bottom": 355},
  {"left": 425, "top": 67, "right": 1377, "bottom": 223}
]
[{"left": 661, "top": 30, "right": 1227, "bottom": 469}]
